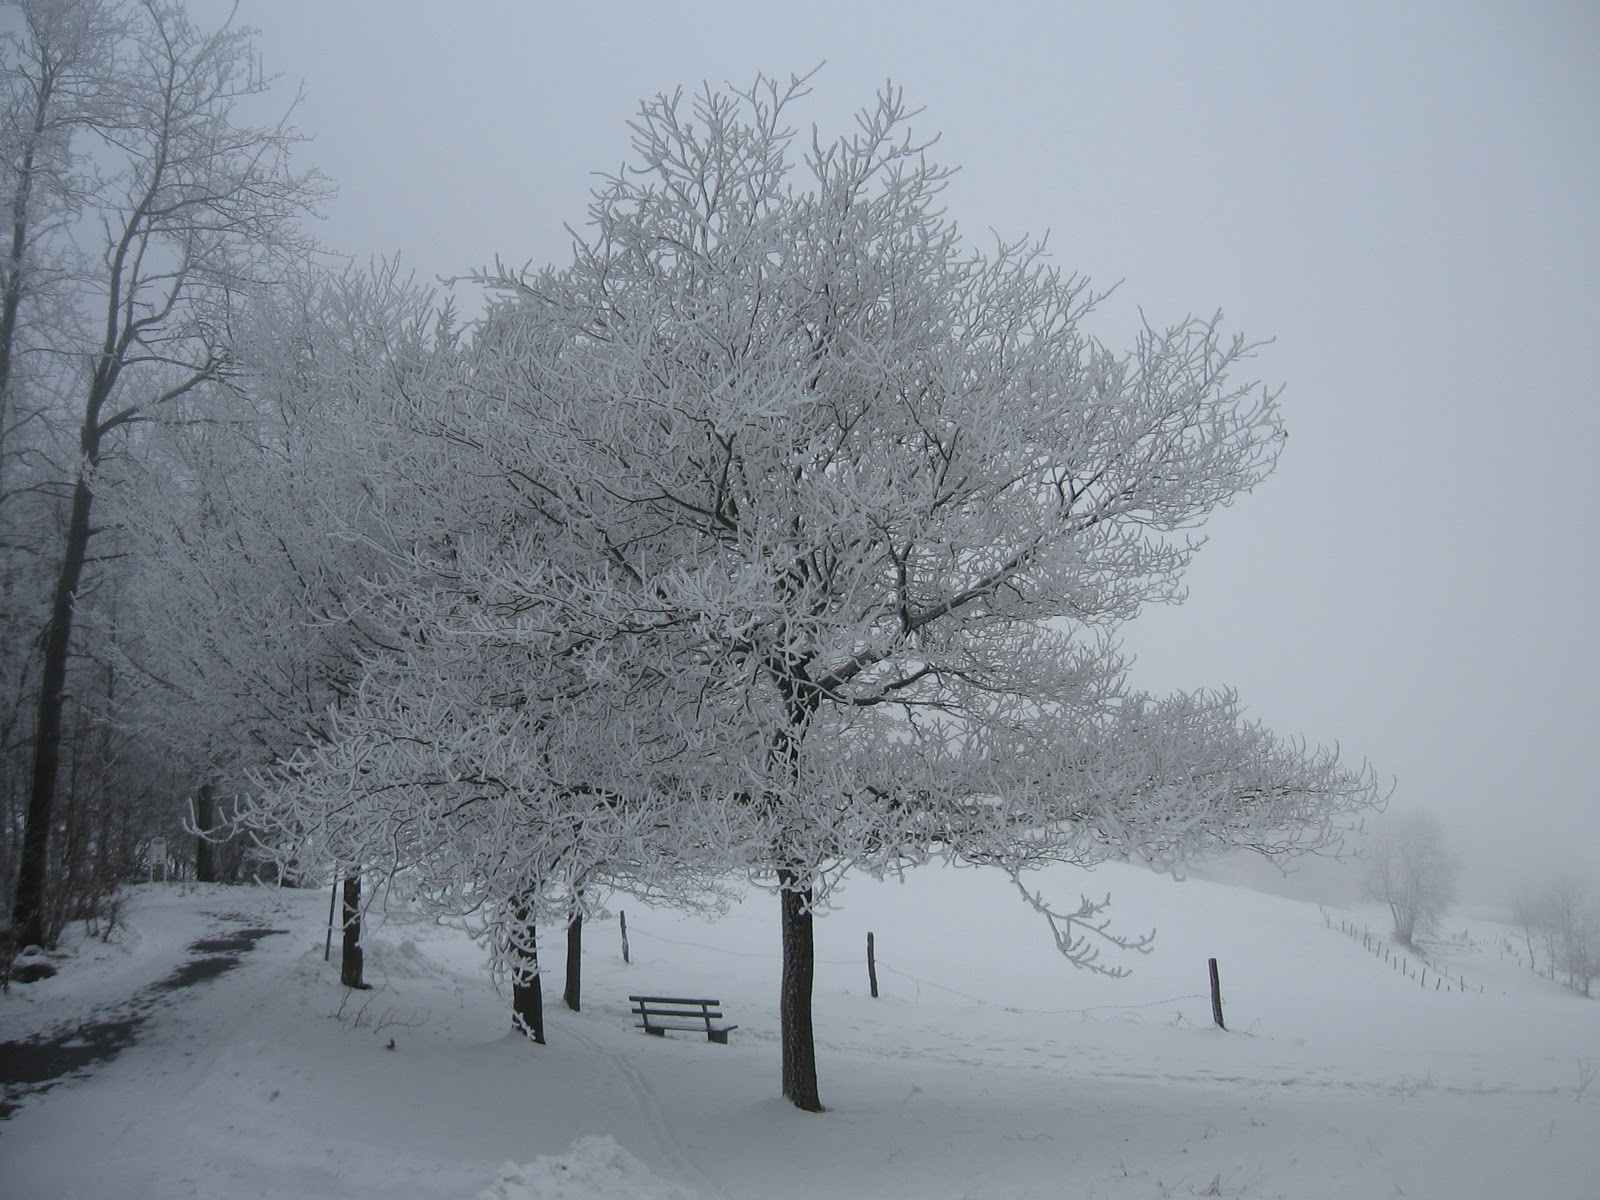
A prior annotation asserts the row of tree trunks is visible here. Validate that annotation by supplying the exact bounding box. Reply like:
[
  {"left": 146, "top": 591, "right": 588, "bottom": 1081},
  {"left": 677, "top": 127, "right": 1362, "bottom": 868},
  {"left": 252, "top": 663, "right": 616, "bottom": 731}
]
[{"left": 327, "top": 880, "right": 583, "bottom": 1037}]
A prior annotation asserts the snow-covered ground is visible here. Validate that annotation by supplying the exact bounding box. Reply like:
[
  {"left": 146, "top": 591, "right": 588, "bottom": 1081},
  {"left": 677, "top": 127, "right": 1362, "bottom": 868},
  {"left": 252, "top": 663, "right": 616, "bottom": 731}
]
[{"left": 2, "top": 863, "right": 1595, "bottom": 1199}]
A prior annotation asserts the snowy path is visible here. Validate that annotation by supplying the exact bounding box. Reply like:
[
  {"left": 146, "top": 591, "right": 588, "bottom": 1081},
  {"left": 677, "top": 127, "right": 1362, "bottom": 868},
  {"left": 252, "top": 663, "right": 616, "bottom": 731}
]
[{"left": 1, "top": 888, "right": 292, "bottom": 1119}]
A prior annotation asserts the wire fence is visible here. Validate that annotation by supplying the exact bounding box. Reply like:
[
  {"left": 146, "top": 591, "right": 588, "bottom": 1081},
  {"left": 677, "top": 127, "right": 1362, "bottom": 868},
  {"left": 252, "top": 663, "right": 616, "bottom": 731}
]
[
  {"left": 1322, "top": 911, "right": 1483, "bottom": 995},
  {"left": 622, "top": 917, "right": 1207, "bottom": 1017}
]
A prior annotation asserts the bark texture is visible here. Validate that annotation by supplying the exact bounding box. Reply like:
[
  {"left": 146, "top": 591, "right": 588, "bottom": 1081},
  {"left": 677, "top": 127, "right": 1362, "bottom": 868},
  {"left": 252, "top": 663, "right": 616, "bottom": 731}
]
[
  {"left": 512, "top": 918, "right": 545, "bottom": 1044},
  {"left": 563, "top": 911, "right": 582, "bottom": 1012},
  {"left": 12, "top": 471, "right": 94, "bottom": 948},
  {"left": 779, "top": 875, "right": 822, "bottom": 1111},
  {"left": 339, "top": 875, "right": 365, "bottom": 989}
]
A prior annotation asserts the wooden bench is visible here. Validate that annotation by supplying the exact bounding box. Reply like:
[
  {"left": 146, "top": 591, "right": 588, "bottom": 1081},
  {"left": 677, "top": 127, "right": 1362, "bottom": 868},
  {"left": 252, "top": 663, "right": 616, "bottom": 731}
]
[{"left": 628, "top": 995, "right": 737, "bottom": 1044}]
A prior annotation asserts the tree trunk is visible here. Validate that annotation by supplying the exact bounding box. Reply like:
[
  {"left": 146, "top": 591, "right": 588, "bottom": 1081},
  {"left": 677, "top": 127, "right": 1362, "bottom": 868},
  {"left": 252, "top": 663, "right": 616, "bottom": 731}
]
[
  {"left": 779, "top": 871, "right": 823, "bottom": 1112},
  {"left": 512, "top": 916, "right": 545, "bottom": 1044},
  {"left": 563, "top": 910, "right": 582, "bottom": 1012},
  {"left": 339, "top": 875, "right": 365, "bottom": 989},
  {"left": 194, "top": 784, "right": 215, "bottom": 883},
  {"left": 12, "top": 469, "right": 95, "bottom": 949}
]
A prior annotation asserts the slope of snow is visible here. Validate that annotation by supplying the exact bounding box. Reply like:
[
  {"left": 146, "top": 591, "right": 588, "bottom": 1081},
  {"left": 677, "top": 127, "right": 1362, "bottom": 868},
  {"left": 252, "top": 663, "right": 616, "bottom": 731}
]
[{"left": 2, "top": 862, "right": 1595, "bottom": 1198}]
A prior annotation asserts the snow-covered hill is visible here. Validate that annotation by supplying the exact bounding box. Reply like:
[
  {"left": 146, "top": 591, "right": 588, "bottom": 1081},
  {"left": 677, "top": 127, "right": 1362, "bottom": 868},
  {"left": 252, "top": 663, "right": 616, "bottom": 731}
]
[{"left": 2, "top": 862, "right": 1595, "bottom": 1198}]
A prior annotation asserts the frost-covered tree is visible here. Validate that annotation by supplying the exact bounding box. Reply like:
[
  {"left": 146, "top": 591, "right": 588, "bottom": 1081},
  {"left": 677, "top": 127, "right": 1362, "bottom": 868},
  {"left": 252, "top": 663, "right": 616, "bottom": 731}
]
[
  {"left": 6, "top": 0, "right": 326, "bottom": 949},
  {"left": 111, "top": 261, "right": 452, "bottom": 772},
  {"left": 129, "top": 261, "right": 735, "bottom": 1038},
  {"left": 435, "top": 74, "right": 1382, "bottom": 1110},
  {"left": 106, "top": 258, "right": 462, "bottom": 991},
  {"left": 1364, "top": 810, "right": 1459, "bottom": 947}
]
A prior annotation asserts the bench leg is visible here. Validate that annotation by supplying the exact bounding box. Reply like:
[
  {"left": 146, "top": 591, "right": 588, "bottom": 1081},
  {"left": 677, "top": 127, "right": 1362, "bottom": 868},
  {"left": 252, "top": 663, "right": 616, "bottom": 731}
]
[
  {"left": 644, "top": 1026, "right": 665, "bottom": 1037},
  {"left": 708, "top": 1028, "right": 729, "bottom": 1045}
]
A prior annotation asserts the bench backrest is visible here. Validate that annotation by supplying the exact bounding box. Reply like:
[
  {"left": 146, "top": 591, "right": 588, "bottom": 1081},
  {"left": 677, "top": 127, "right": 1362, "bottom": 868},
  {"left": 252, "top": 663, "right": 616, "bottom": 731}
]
[
  {"left": 629, "top": 995, "right": 723, "bottom": 1018},
  {"left": 629, "top": 995, "right": 719, "bottom": 1006}
]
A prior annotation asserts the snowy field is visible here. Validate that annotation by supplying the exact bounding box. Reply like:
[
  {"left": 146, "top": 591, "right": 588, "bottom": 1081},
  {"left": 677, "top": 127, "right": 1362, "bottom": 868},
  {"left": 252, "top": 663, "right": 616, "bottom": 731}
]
[{"left": 2, "top": 863, "right": 1596, "bottom": 1199}]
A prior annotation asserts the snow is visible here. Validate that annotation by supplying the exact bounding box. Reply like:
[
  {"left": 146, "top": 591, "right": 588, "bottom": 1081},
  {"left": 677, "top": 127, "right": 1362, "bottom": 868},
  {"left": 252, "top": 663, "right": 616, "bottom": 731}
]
[
  {"left": 2, "top": 864, "right": 1596, "bottom": 1198},
  {"left": 479, "top": 1137, "right": 697, "bottom": 1200}
]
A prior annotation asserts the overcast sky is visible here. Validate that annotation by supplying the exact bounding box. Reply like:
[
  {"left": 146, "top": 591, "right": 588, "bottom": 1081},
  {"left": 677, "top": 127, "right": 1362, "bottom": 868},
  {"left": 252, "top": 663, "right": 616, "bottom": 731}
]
[{"left": 210, "top": 0, "right": 1596, "bottom": 904}]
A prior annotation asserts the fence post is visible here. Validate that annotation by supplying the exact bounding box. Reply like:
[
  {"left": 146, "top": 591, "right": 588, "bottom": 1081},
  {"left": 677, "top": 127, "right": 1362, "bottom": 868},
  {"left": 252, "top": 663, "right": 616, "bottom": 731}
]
[
  {"left": 619, "top": 910, "right": 630, "bottom": 964},
  {"left": 1208, "top": 957, "right": 1226, "bottom": 1030},
  {"left": 324, "top": 878, "right": 338, "bottom": 962},
  {"left": 867, "top": 931, "right": 879, "bottom": 998}
]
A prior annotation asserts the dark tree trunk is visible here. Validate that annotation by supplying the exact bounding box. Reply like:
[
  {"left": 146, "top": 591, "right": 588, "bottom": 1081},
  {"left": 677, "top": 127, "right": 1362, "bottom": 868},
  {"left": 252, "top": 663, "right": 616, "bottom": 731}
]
[
  {"left": 512, "top": 915, "right": 545, "bottom": 1044},
  {"left": 563, "top": 910, "right": 582, "bottom": 1012},
  {"left": 339, "top": 875, "right": 366, "bottom": 989},
  {"left": 194, "top": 784, "right": 215, "bottom": 883},
  {"left": 12, "top": 470, "right": 95, "bottom": 949},
  {"left": 779, "top": 871, "right": 822, "bottom": 1112}
]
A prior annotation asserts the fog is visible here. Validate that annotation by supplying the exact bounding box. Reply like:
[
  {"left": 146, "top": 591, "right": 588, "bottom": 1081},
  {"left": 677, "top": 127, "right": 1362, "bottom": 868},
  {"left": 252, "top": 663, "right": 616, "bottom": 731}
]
[{"left": 212, "top": 0, "right": 1596, "bottom": 908}]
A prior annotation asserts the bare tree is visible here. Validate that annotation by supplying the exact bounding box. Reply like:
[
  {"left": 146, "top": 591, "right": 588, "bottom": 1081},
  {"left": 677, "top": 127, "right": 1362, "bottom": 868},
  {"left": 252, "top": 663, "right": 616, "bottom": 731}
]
[
  {"left": 1543, "top": 874, "right": 1597, "bottom": 998},
  {"left": 1511, "top": 884, "right": 1543, "bottom": 973},
  {"left": 1364, "top": 810, "right": 1460, "bottom": 947},
  {"left": 8, "top": 0, "right": 325, "bottom": 949},
  {"left": 1, "top": 0, "right": 123, "bottom": 492},
  {"left": 1515, "top": 872, "right": 1598, "bottom": 997},
  {"left": 0, "top": 0, "right": 127, "bottom": 938}
]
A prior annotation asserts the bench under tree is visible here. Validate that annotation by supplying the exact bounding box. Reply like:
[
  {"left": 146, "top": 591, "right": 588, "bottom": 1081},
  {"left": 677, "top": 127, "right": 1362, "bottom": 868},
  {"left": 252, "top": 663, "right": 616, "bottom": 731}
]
[{"left": 628, "top": 995, "right": 738, "bottom": 1044}]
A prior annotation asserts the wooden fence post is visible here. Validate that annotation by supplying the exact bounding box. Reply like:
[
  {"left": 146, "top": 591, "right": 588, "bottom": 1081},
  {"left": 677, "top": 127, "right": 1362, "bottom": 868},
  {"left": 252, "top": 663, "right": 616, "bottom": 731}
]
[
  {"left": 867, "top": 931, "right": 879, "bottom": 999},
  {"left": 1208, "top": 957, "right": 1226, "bottom": 1030},
  {"left": 619, "top": 910, "right": 630, "bottom": 964},
  {"left": 324, "top": 878, "right": 338, "bottom": 962}
]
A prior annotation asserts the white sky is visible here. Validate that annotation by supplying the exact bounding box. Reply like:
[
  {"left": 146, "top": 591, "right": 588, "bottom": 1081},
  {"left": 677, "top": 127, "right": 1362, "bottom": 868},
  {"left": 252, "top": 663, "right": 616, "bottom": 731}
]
[{"left": 211, "top": 0, "right": 1596, "bottom": 903}]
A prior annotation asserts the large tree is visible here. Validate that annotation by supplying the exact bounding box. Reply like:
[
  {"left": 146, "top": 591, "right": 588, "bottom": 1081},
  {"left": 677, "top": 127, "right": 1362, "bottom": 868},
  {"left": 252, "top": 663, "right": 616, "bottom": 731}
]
[
  {"left": 408, "top": 75, "right": 1381, "bottom": 1110},
  {"left": 0, "top": 0, "right": 125, "bottom": 935},
  {"left": 5, "top": 0, "right": 325, "bottom": 947}
]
